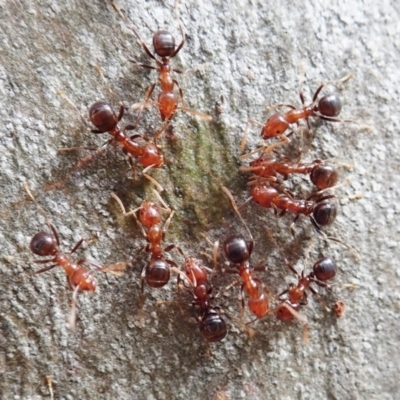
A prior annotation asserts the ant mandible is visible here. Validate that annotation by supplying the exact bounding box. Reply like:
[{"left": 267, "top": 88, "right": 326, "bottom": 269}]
[
  {"left": 241, "top": 155, "right": 339, "bottom": 190},
  {"left": 19, "top": 183, "right": 120, "bottom": 328},
  {"left": 182, "top": 257, "right": 227, "bottom": 342},
  {"left": 241, "top": 74, "right": 352, "bottom": 149}
]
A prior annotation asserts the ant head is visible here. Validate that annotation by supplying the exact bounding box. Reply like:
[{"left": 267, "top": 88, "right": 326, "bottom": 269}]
[
  {"left": 318, "top": 93, "right": 342, "bottom": 117},
  {"left": 223, "top": 235, "right": 252, "bottom": 264},
  {"left": 199, "top": 309, "right": 227, "bottom": 342},
  {"left": 313, "top": 201, "right": 337, "bottom": 226},
  {"left": 153, "top": 30, "right": 176, "bottom": 58},
  {"left": 30, "top": 231, "right": 57, "bottom": 256},
  {"left": 310, "top": 165, "right": 339, "bottom": 190},
  {"left": 89, "top": 101, "right": 118, "bottom": 132},
  {"left": 313, "top": 257, "right": 337, "bottom": 281}
]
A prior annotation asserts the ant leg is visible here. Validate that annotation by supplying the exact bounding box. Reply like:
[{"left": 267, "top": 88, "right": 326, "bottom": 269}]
[
  {"left": 142, "top": 168, "right": 164, "bottom": 193},
  {"left": 162, "top": 209, "right": 175, "bottom": 234},
  {"left": 21, "top": 264, "right": 58, "bottom": 281},
  {"left": 290, "top": 215, "right": 300, "bottom": 237},
  {"left": 175, "top": 106, "right": 213, "bottom": 121},
  {"left": 312, "top": 73, "right": 354, "bottom": 103},
  {"left": 240, "top": 119, "right": 264, "bottom": 151},
  {"left": 58, "top": 90, "right": 89, "bottom": 129},
  {"left": 153, "top": 118, "right": 172, "bottom": 144},
  {"left": 221, "top": 186, "right": 253, "bottom": 249},
  {"left": 266, "top": 229, "right": 301, "bottom": 277},
  {"left": 309, "top": 286, "right": 330, "bottom": 312},
  {"left": 131, "top": 83, "right": 157, "bottom": 127},
  {"left": 173, "top": 79, "right": 185, "bottom": 108},
  {"left": 171, "top": 23, "right": 185, "bottom": 57},
  {"left": 69, "top": 238, "right": 84, "bottom": 255},
  {"left": 69, "top": 284, "right": 81, "bottom": 330},
  {"left": 111, "top": 2, "right": 158, "bottom": 62},
  {"left": 117, "top": 103, "right": 124, "bottom": 122},
  {"left": 129, "top": 60, "right": 158, "bottom": 70}
]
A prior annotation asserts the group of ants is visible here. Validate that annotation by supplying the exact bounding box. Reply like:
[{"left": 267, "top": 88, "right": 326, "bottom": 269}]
[{"left": 17, "top": 8, "right": 358, "bottom": 348}]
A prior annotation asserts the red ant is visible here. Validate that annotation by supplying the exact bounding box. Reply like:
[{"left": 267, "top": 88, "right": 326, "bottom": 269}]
[
  {"left": 277, "top": 256, "right": 337, "bottom": 321},
  {"left": 89, "top": 100, "right": 166, "bottom": 169},
  {"left": 221, "top": 187, "right": 307, "bottom": 327},
  {"left": 182, "top": 257, "right": 227, "bottom": 342},
  {"left": 250, "top": 183, "right": 337, "bottom": 236},
  {"left": 241, "top": 155, "right": 339, "bottom": 190},
  {"left": 241, "top": 74, "right": 352, "bottom": 149},
  {"left": 112, "top": 3, "right": 212, "bottom": 124},
  {"left": 48, "top": 93, "right": 168, "bottom": 191},
  {"left": 111, "top": 192, "right": 182, "bottom": 295},
  {"left": 18, "top": 184, "right": 122, "bottom": 328}
]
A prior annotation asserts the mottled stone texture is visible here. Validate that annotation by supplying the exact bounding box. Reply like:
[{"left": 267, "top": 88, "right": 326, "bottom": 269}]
[{"left": 0, "top": 1, "right": 399, "bottom": 399}]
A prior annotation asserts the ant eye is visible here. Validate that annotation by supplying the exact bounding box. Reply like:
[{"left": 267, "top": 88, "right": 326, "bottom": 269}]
[
  {"left": 89, "top": 101, "right": 117, "bottom": 132},
  {"left": 153, "top": 30, "right": 176, "bottom": 57},
  {"left": 223, "top": 235, "right": 251, "bottom": 263},
  {"left": 30, "top": 232, "right": 56, "bottom": 256},
  {"left": 318, "top": 94, "right": 342, "bottom": 117}
]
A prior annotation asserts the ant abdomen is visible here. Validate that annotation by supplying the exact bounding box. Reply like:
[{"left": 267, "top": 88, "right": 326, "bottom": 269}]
[
  {"left": 276, "top": 302, "right": 300, "bottom": 321},
  {"left": 313, "top": 202, "right": 337, "bottom": 226},
  {"left": 185, "top": 258, "right": 208, "bottom": 286},
  {"left": 69, "top": 268, "right": 96, "bottom": 291},
  {"left": 30, "top": 232, "right": 57, "bottom": 256},
  {"left": 199, "top": 310, "right": 227, "bottom": 342},
  {"left": 317, "top": 93, "right": 342, "bottom": 117},
  {"left": 140, "top": 145, "right": 164, "bottom": 168},
  {"left": 262, "top": 113, "right": 289, "bottom": 138},
  {"left": 310, "top": 165, "right": 339, "bottom": 190},
  {"left": 145, "top": 259, "right": 170, "bottom": 287},
  {"left": 140, "top": 201, "right": 162, "bottom": 227},
  {"left": 158, "top": 92, "right": 178, "bottom": 120},
  {"left": 89, "top": 101, "right": 118, "bottom": 132},
  {"left": 250, "top": 185, "right": 279, "bottom": 208},
  {"left": 223, "top": 235, "right": 251, "bottom": 264},
  {"left": 248, "top": 293, "right": 268, "bottom": 317},
  {"left": 313, "top": 257, "right": 337, "bottom": 281},
  {"left": 153, "top": 30, "right": 176, "bottom": 57}
]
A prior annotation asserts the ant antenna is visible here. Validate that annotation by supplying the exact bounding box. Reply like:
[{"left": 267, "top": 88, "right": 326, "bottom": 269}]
[{"left": 221, "top": 186, "right": 253, "bottom": 241}]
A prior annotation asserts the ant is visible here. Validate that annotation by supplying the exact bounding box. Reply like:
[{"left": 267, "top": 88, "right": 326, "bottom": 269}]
[
  {"left": 221, "top": 187, "right": 307, "bottom": 327},
  {"left": 112, "top": 2, "right": 212, "bottom": 124},
  {"left": 18, "top": 184, "right": 122, "bottom": 328},
  {"left": 182, "top": 257, "right": 227, "bottom": 342},
  {"left": 240, "top": 73, "right": 352, "bottom": 150},
  {"left": 111, "top": 191, "right": 183, "bottom": 296},
  {"left": 241, "top": 154, "right": 339, "bottom": 190},
  {"left": 49, "top": 93, "right": 168, "bottom": 192},
  {"left": 277, "top": 256, "right": 338, "bottom": 318},
  {"left": 250, "top": 183, "right": 337, "bottom": 236},
  {"left": 89, "top": 100, "right": 166, "bottom": 169}
]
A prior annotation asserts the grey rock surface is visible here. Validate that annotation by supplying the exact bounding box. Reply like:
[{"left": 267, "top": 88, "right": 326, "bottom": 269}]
[{"left": 0, "top": 1, "right": 399, "bottom": 399}]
